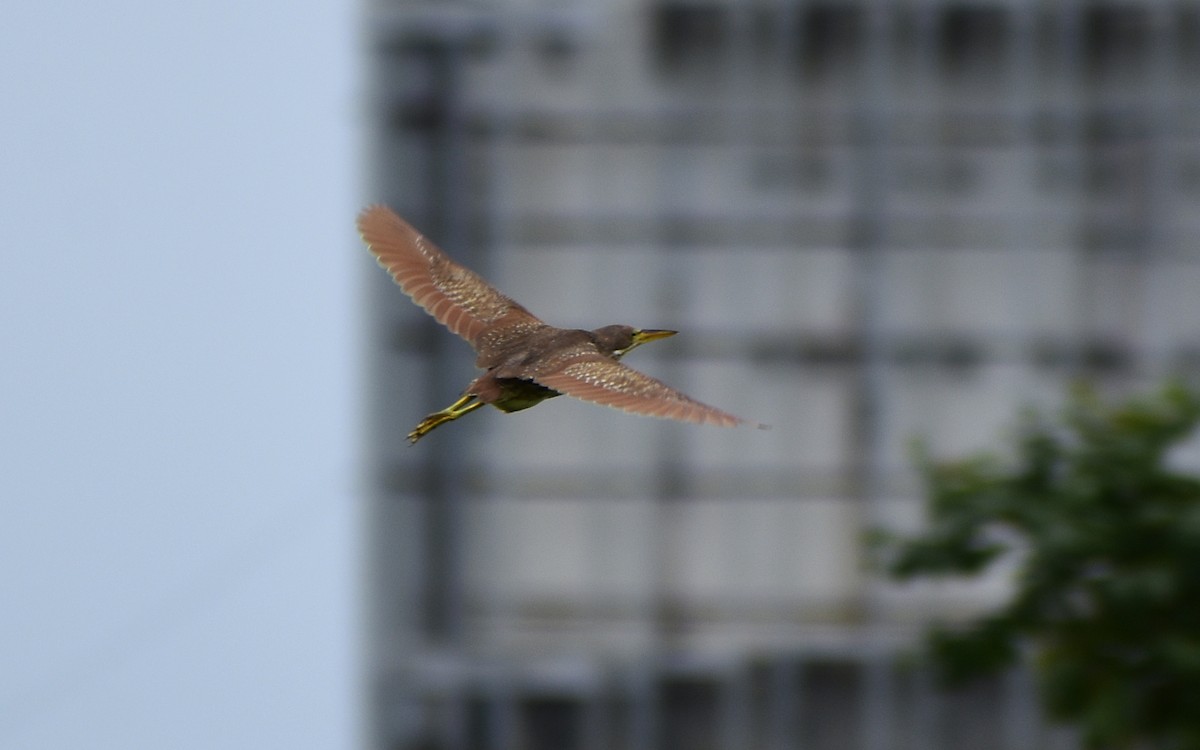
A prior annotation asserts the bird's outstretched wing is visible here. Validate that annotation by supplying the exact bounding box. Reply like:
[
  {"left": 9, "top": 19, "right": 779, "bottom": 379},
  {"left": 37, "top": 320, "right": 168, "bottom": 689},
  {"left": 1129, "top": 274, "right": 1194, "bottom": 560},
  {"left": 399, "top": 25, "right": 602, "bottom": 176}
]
[
  {"left": 357, "top": 205, "right": 542, "bottom": 346},
  {"left": 532, "top": 356, "right": 758, "bottom": 429}
]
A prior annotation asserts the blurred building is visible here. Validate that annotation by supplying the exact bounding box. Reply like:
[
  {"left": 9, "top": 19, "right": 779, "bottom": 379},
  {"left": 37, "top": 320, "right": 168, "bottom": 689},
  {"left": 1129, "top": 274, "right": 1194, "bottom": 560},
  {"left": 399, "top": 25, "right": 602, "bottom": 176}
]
[{"left": 361, "top": 2, "right": 1200, "bottom": 748}]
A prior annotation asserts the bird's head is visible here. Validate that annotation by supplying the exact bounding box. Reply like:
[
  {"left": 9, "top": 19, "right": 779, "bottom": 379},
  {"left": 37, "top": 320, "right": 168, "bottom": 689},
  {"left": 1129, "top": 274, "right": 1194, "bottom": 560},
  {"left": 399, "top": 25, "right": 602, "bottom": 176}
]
[{"left": 591, "top": 325, "right": 677, "bottom": 359}]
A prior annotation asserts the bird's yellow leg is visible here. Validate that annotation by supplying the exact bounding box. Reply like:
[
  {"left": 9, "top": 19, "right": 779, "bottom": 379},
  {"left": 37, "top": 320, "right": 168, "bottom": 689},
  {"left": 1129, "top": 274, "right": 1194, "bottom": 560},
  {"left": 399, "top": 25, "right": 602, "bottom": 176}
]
[{"left": 408, "top": 393, "right": 484, "bottom": 444}]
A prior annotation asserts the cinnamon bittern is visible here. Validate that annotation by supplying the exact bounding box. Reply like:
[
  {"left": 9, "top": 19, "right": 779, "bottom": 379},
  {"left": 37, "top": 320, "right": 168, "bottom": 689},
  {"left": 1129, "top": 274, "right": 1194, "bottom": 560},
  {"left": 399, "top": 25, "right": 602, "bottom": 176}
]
[{"left": 357, "top": 205, "right": 766, "bottom": 443}]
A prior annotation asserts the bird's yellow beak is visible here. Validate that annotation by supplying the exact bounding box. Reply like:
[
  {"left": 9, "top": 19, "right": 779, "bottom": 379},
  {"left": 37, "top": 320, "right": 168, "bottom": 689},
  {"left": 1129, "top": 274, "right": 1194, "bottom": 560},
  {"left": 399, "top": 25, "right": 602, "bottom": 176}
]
[
  {"left": 614, "top": 329, "right": 677, "bottom": 358},
  {"left": 632, "top": 329, "right": 678, "bottom": 345}
]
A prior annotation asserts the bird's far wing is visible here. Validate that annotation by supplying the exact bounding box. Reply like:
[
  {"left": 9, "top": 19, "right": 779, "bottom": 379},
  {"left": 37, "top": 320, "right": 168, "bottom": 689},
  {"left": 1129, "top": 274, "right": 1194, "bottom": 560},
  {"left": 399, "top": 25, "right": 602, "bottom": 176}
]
[
  {"left": 532, "top": 355, "right": 756, "bottom": 429},
  {"left": 357, "top": 205, "right": 542, "bottom": 345}
]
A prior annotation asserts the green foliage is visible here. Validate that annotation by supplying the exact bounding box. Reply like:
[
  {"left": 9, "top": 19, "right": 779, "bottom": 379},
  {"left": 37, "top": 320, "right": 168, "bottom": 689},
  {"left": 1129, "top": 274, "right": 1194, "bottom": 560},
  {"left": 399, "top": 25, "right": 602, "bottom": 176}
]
[{"left": 885, "top": 382, "right": 1200, "bottom": 750}]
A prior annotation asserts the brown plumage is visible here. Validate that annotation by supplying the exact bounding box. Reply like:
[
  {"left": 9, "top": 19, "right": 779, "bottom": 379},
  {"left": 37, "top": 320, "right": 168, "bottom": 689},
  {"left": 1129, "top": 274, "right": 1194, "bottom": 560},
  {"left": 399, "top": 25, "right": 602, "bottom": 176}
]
[{"left": 357, "top": 204, "right": 766, "bottom": 443}]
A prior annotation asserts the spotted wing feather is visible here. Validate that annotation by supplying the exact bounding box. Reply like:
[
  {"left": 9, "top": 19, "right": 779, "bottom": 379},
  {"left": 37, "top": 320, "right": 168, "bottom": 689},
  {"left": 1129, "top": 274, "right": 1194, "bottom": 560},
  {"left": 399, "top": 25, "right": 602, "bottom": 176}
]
[
  {"left": 533, "top": 356, "right": 750, "bottom": 428},
  {"left": 357, "top": 205, "right": 541, "bottom": 346}
]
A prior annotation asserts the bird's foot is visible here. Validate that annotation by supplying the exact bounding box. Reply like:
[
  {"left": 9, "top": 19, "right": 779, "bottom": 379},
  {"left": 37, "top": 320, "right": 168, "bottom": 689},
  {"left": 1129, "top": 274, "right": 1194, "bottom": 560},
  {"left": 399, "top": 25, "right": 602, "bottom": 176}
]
[
  {"left": 407, "top": 413, "right": 453, "bottom": 443},
  {"left": 407, "top": 393, "right": 484, "bottom": 444}
]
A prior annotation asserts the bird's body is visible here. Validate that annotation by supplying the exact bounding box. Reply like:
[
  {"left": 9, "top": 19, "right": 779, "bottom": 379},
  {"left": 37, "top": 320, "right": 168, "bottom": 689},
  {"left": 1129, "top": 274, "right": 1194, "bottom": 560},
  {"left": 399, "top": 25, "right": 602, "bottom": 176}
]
[{"left": 357, "top": 205, "right": 764, "bottom": 443}]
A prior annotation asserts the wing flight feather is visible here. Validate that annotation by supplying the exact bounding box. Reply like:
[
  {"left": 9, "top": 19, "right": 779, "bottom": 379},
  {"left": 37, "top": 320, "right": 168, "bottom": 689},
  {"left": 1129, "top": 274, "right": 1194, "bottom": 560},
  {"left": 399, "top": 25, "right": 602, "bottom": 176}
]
[
  {"left": 357, "top": 205, "right": 541, "bottom": 345},
  {"left": 533, "top": 356, "right": 750, "bottom": 428}
]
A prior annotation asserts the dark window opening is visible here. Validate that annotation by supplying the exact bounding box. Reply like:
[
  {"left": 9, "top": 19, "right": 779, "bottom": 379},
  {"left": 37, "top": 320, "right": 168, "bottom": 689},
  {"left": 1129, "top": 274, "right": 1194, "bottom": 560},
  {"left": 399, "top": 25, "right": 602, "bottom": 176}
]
[
  {"left": 652, "top": 2, "right": 730, "bottom": 76},
  {"left": 939, "top": 4, "right": 1010, "bottom": 82}
]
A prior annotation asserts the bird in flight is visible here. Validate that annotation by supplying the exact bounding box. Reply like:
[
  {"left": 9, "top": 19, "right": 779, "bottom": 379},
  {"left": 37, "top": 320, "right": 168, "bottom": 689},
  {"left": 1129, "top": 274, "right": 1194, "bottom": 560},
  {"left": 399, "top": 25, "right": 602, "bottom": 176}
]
[{"left": 357, "top": 205, "right": 767, "bottom": 443}]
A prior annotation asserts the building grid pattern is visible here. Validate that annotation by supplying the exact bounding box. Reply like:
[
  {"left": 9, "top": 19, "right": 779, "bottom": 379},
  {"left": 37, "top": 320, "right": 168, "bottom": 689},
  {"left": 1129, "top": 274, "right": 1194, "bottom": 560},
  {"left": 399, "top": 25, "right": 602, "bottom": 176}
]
[{"left": 363, "top": 2, "right": 1200, "bottom": 748}]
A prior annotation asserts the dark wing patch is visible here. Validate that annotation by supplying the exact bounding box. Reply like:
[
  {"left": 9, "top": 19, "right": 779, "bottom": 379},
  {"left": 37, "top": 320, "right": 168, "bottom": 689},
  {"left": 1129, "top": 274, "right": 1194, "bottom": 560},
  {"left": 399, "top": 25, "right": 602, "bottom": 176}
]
[
  {"left": 533, "top": 356, "right": 751, "bottom": 428},
  {"left": 357, "top": 205, "right": 541, "bottom": 345}
]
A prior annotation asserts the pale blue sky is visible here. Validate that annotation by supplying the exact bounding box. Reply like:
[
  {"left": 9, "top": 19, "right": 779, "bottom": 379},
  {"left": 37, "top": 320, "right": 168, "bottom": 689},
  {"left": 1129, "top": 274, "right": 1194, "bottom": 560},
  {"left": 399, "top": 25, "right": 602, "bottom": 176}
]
[{"left": 1, "top": 1, "right": 359, "bottom": 747}]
